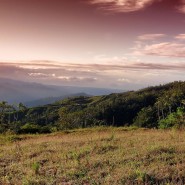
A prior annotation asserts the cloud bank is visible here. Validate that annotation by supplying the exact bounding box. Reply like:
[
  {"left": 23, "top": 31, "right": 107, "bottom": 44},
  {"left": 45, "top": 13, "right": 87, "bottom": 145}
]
[{"left": 1, "top": 60, "right": 185, "bottom": 90}]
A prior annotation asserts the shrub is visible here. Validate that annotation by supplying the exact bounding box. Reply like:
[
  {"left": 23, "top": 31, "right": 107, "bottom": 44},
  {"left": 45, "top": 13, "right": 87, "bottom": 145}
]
[
  {"left": 159, "top": 107, "right": 185, "bottom": 129},
  {"left": 32, "top": 162, "right": 40, "bottom": 175},
  {"left": 19, "top": 123, "right": 41, "bottom": 134},
  {"left": 134, "top": 106, "right": 157, "bottom": 128},
  {"left": 39, "top": 125, "right": 52, "bottom": 133}
]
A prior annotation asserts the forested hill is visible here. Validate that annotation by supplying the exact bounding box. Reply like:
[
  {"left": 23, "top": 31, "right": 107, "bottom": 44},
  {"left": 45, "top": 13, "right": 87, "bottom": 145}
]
[{"left": 1, "top": 81, "right": 185, "bottom": 133}]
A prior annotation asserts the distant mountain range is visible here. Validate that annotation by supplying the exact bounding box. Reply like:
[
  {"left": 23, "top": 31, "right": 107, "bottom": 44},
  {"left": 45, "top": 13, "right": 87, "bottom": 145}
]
[
  {"left": 24, "top": 93, "right": 89, "bottom": 107},
  {"left": 0, "top": 78, "right": 123, "bottom": 105}
]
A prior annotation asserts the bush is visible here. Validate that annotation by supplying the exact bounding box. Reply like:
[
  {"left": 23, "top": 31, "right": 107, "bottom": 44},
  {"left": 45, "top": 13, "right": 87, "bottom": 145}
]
[
  {"left": 9, "top": 121, "right": 22, "bottom": 134},
  {"left": 133, "top": 106, "right": 157, "bottom": 128},
  {"left": 19, "top": 123, "right": 41, "bottom": 134},
  {"left": 158, "top": 114, "right": 177, "bottom": 129},
  {"left": 159, "top": 107, "right": 185, "bottom": 129},
  {"left": 39, "top": 125, "right": 52, "bottom": 133},
  {"left": 0, "top": 124, "right": 6, "bottom": 133}
]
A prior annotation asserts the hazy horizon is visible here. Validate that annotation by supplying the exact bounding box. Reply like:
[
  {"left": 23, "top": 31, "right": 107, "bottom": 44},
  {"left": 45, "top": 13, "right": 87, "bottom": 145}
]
[{"left": 1, "top": 0, "right": 185, "bottom": 89}]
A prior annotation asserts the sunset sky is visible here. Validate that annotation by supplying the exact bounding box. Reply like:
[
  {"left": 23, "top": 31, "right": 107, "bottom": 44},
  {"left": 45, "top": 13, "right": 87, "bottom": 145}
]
[{"left": 1, "top": 0, "right": 185, "bottom": 89}]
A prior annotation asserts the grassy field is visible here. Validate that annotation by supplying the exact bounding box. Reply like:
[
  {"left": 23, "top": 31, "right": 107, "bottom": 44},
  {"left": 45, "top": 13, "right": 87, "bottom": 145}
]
[{"left": 1, "top": 127, "right": 185, "bottom": 185}]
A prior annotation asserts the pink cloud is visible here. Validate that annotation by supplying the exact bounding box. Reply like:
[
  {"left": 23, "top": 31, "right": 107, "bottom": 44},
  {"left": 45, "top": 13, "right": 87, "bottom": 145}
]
[
  {"left": 88, "top": 0, "right": 160, "bottom": 13},
  {"left": 133, "top": 34, "right": 185, "bottom": 58},
  {"left": 138, "top": 34, "right": 166, "bottom": 41},
  {"left": 176, "top": 0, "right": 185, "bottom": 13},
  {"left": 141, "top": 42, "right": 185, "bottom": 57},
  {"left": 175, "top": 34, "right": 185, "bottom": 40}
]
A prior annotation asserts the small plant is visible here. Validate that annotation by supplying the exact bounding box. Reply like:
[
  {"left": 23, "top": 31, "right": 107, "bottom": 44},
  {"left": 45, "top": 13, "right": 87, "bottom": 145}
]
[
  {"left": 32, "top": 162, "right": 40, "bottom": 175},
  {"left": 109, "top": 132, "right": 115, "bottom": 141},
  {"left": 7, "top": 135, "right": 22, "bottom": 142}
]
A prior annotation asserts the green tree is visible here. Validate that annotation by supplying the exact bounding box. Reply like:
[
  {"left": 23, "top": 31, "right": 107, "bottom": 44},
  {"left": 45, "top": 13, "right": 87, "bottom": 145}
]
[
  {"left": 159, "top": 107, "right": 185, "bottom": 129},
  {"left": 134, "top": 106, "right": 157, "bottom": 128},
  {"left": 58, "top": 107, "right": 85, "bottom": 129},
  {"left": 0, "top": 101, "right": 14, "bottom": 132}
]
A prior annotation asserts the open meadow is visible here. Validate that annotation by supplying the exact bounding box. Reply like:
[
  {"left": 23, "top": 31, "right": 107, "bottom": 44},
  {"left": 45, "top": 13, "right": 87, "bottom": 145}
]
[{"left": 1, "top": 127, "right": 185, "bottom": 185}]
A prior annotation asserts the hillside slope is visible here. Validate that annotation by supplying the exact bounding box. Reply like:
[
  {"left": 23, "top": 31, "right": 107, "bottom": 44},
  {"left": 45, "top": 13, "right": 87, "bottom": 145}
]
[{"left": 1, "top": 81, "right": 185, "bottom": 133}]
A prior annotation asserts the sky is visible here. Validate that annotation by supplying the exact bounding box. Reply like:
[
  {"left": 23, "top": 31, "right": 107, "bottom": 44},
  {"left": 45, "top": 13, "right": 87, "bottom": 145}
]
[{"left": 1, "top": 0, "right": 185, "bottom": 90}]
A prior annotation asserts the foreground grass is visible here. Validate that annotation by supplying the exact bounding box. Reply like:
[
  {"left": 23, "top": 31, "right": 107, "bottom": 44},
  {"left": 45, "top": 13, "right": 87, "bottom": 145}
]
[{"left": 1, "top": 127, "right": 185, "bottom": 184}]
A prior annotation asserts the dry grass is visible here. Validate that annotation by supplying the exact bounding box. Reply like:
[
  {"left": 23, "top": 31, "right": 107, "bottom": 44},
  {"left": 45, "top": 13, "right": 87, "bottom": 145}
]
[{"left": 1, "top": 127, "right": 185, "bottom": 184}]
